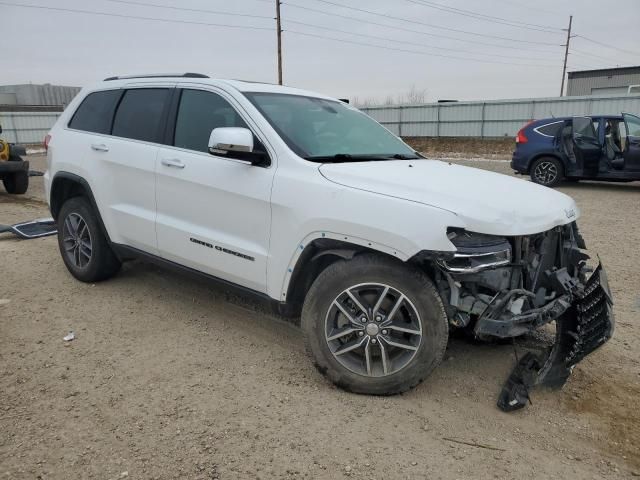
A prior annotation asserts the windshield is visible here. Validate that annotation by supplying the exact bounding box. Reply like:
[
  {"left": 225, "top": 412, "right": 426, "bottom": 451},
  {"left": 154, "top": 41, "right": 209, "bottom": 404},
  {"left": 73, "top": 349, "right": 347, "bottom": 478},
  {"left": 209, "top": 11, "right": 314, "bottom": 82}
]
[{"left": 244, "top": 92, "right": 419, "bottom": 161}]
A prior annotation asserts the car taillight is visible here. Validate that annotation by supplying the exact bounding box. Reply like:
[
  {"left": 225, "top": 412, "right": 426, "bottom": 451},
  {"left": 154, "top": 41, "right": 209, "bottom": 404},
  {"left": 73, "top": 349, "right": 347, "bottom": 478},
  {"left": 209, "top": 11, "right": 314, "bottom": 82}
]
[
  {"left": 515, "top": 128, "right": 528, "bottom": 144},
  {"left": 44, "top": 134, "right": 51, "bottom": 151}
]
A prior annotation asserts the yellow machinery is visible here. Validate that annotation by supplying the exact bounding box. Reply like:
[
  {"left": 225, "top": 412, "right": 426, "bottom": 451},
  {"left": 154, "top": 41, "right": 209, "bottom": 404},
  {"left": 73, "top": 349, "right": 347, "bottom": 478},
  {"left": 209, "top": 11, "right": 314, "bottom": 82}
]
[{"left": 0, "top": 124, "right": 29, "bottom": 194}]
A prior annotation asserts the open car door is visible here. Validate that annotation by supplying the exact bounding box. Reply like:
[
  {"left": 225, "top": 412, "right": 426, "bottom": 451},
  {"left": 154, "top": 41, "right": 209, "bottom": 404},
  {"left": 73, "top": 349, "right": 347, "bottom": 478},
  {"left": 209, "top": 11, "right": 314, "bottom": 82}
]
[
  {"left": 572, "top": 116, "right": 602, "bottom": 176},
  {"left": 622, "top": 113, "right": 640, "bottom": 171}
]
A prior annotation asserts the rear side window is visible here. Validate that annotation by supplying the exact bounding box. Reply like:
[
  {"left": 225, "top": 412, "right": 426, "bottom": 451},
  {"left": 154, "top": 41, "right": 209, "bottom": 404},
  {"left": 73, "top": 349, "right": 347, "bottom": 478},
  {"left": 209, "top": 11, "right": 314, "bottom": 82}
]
[
  {"left": 68, "top": 90, "right": 121, "bottom": 134},
  {"left": 536, "top": 122, "right": 563, "bottom": 137},
  {"left": 173, "top": 89, "right": 248, "bottom": 153},
  {"left": 112, "top": 88, "right": 170, "bottom": 143}
]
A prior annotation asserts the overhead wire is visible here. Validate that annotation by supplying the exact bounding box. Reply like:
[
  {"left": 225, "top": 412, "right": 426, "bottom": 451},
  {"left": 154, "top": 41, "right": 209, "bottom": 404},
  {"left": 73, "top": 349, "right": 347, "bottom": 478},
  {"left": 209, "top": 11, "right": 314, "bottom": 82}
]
[
  {"left": 402, "top": 0, "right": 564, "bottom": 33},
  {"left": 284, "top": 0, "right": 562, "bottom": 47}
]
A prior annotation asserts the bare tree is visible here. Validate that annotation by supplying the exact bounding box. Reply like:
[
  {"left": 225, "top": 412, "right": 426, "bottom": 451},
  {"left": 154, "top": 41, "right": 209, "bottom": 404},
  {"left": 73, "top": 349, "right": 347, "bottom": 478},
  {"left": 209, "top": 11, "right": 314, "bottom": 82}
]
[{"left": 353, "top": 85, "right": 429, "bottom": 108}]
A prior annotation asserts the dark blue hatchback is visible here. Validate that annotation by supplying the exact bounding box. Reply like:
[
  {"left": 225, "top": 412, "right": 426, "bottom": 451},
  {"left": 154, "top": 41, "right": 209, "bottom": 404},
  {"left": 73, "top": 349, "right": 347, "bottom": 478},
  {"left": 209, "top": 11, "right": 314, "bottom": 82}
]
[{"left": 511, "top": 113, "right": 640, "bottom": 187}]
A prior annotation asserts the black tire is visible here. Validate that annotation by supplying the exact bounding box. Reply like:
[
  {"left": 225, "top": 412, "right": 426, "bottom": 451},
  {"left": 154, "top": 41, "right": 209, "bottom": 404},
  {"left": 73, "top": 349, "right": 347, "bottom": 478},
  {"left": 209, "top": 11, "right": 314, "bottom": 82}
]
[
  {"left": 2, "top": 170, "right": 28, "bottom": 194},
  {"left": 530, "top": 156, "right": 564, "bottom": 187},
  {"left": 57, "top": 196, "right": 121, "bottom": 282},
  {"left": 302, "top": 253, "right": 448, "bottom": 395}
]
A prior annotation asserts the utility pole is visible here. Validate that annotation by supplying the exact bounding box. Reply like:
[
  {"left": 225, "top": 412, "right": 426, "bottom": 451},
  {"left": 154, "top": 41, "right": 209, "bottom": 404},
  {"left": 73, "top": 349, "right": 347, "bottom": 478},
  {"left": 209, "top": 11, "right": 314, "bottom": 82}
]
[
  {"left": 276, "top": 0, "right": 283, "bottom": 85},
  {"left": 560, "top": 15, "right": 573, "bottom": 97}
]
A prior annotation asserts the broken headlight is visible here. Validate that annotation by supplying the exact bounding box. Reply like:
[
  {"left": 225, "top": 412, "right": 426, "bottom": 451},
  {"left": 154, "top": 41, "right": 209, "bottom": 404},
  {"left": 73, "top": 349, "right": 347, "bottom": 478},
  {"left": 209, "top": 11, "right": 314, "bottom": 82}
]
[{"left": 439, "top": 229, "right": 511, "bottom": 274}]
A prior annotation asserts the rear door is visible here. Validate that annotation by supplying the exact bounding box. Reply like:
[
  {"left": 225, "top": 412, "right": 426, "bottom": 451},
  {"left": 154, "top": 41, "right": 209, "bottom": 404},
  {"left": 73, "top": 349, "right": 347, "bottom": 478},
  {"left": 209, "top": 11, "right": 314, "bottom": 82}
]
[
  {"left": 622, "top": 113, "right": 640, "bottom": 171},
  {"left": 572, "top": 116, "right": 602, "bottom": 176},
  {"left": 65, "top": 87, "right": 170, "bottom": 253}
]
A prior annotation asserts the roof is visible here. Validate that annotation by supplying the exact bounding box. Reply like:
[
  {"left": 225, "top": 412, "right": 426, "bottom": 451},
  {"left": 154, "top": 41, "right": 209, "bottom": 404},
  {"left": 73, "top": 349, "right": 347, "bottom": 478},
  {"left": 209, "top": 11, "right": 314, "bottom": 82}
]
[
  {"left": 567, "top": 66, "right": 640, "bottom": 77},
  {"left": 95, "top": 73, "right": 336, "bottom": 100}
]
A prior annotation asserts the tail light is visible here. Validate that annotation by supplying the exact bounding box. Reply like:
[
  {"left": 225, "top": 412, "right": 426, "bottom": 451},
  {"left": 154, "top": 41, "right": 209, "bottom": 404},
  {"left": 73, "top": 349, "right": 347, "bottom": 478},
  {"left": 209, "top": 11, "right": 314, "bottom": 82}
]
[
  {"left": 44, "top": 134, "right": 51, "bottom": 151},
  {"left": 515, "top": 127, "right": 528, "bottom": 144}
]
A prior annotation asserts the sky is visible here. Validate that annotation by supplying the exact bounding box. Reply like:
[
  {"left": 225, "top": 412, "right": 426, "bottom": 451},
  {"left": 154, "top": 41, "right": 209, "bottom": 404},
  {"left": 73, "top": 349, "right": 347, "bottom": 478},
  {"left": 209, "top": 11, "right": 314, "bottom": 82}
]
[{"left": 3, "top": 0, "right": 640, "bottom": 103}]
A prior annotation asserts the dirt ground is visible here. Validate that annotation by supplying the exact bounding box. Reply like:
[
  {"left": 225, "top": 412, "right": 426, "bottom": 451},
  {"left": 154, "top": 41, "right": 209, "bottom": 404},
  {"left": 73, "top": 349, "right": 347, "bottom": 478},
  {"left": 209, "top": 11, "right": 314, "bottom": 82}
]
[{"left": 1, "top": 154, "right": 639, "bottom": 480}]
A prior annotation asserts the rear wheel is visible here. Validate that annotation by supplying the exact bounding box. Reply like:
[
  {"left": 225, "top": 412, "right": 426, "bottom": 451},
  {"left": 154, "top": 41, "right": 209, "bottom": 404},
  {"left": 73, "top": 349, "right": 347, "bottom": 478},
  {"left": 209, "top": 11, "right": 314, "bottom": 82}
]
[
  {"left": 57, "top": 196, "right": 121, "bottom": 282},
  {"left": 302, "top": 254, "right": 448, "bottom": 395},
  {"left": 530, "top": 157, "right": 563, "bottom": 187}
]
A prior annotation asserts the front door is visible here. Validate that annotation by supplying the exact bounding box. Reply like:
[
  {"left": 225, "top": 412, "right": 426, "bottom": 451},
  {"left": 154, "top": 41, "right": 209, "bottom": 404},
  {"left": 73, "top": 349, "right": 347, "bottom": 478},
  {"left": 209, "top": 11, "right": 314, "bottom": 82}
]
[
  {"left": 155, "top": 87, "right": 275, "bottom": 293},
  {"left": 572, "top": 116, "right": 602, "bottom": 176},
  {"left": 622, "top": 113, "right": 640, "bottom": 171}
]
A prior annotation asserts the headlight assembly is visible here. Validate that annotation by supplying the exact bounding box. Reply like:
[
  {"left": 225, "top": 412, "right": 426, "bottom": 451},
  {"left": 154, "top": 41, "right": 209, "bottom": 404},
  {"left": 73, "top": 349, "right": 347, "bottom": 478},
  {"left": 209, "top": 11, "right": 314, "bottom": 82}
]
[{"left": 439, "top": 229, "right": 511, "bottom": 274}]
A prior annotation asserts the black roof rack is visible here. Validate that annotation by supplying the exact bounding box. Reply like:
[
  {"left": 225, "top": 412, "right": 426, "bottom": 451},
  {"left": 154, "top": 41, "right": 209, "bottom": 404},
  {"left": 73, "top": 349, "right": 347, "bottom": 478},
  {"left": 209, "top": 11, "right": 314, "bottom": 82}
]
[{"left": 104, "top": 72, "right": 209, "bottom": 81}]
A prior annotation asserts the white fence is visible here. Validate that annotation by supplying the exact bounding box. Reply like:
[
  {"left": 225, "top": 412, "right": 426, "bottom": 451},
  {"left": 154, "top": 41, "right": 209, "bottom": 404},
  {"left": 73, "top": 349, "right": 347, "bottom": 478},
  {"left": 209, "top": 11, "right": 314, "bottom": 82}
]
[
  {"left": 360, "top": 94, "right": 640, "bottom": 138},
  {"left": 0, "top": 112, "right": 61, "bottom": 144}
]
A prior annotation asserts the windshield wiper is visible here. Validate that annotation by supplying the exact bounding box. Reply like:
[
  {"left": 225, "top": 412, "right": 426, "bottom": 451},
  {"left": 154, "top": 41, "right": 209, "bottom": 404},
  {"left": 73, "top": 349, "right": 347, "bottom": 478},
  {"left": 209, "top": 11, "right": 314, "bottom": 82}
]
[
  {"left": 387, "top": 153, "right": 419, "bottom": 160},
  {"left": 305, "top": 153, "right": 420, "bottom": 163}
]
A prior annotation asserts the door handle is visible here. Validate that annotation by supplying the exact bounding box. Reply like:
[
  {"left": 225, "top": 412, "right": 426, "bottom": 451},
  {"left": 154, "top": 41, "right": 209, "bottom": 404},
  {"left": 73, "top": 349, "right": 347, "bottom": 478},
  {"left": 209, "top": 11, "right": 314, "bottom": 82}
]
[
  {"left": 91, "top": 143, "right": 109, "bottom": 152},
  {"left": 161, "top": 158, "right": 185, "bottom": 169}
]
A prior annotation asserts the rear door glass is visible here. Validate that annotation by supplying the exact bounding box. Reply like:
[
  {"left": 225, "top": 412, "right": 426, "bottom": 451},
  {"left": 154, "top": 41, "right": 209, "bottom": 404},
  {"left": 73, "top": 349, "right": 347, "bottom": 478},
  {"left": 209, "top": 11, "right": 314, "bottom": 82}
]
[
  {"left": 573, "top": 117, "right": 598, "bottom": 140},
  {"left": 68, "top": 90, "right": 122, "bottom": 134},
  {"left": 112, "top": 88, "right": 170, "bottom": 143}
]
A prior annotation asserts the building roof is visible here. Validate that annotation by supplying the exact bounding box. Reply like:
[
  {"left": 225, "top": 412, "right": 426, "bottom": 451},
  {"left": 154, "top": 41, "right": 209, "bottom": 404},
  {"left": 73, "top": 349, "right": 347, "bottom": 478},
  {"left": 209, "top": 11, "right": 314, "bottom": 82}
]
[{"left": 568, "top": 66, "right": 640, "bottom": 77}]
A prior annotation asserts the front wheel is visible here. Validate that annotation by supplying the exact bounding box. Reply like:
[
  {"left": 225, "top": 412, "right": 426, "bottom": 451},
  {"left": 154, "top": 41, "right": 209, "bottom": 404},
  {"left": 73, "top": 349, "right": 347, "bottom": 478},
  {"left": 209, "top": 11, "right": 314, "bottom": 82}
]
[
  {"left": 302, "top": 254, "right": 449, "bottom": 395},
  {"left": 530, "top": 157, "right": 564, "bottom": 187}
]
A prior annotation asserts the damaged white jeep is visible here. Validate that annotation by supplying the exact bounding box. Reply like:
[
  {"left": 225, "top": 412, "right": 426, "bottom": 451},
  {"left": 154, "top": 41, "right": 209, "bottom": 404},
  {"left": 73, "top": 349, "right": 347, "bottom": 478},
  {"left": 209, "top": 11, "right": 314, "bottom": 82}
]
[{"left": 45, "top": 74, "right": 614, "bottom": 409}]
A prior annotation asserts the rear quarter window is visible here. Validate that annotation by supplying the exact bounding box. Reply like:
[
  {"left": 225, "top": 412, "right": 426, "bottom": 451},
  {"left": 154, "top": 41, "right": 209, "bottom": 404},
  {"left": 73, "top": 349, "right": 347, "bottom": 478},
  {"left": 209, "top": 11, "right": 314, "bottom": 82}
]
[
  {"left": 68, "top": 90, "right": 122, "bottom": 134},
  {"left": 535, "top": 122, "right": 563, "bottom": 137}
]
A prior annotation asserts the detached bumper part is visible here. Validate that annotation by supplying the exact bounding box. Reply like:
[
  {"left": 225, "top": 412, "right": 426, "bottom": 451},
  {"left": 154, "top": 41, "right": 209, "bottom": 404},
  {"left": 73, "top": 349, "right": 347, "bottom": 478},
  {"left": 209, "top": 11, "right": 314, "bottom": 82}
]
[{"left": 497, "top": 263, "right": 614, "bottom": 412}]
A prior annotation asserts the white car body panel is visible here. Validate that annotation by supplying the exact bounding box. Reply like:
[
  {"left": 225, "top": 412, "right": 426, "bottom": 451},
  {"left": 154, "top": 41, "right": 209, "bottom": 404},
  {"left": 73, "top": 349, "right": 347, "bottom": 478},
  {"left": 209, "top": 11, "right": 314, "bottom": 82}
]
[
  {"left": 318, "top": 160, "right": 579, "bottom": 236},
  {"left": 44, "top": 76, "right": 579, "bottom": 303}
]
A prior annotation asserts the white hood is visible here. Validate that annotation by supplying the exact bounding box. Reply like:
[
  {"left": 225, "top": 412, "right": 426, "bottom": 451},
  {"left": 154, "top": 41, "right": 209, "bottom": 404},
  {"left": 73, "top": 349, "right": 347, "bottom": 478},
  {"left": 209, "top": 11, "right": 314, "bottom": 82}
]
[{"left": 319, "top": 159, "right": 579, "bottom": 236}]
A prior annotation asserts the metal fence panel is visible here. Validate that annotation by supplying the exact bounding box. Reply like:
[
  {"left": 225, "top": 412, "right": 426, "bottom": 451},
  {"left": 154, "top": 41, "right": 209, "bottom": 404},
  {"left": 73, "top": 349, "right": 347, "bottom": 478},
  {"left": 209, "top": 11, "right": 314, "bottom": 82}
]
[
  {"left": 361, "top": 94, "right": 640, "bottom": 137},
  {"left": 0, "top": 112, "right": 61, "bottom": 144}
]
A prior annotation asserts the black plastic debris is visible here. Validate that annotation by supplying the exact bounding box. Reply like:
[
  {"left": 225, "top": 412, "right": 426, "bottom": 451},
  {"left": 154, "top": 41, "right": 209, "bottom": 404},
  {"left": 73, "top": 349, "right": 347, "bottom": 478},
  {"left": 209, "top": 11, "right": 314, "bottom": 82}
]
[{"left": 0, "top": 218, "right": 57, "bottom": 239}]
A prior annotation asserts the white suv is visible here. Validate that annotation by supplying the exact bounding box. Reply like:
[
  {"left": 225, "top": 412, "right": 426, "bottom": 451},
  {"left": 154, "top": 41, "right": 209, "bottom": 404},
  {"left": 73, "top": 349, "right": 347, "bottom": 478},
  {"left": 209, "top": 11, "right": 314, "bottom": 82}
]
[{"left": 44, "top": 74, "right": 613, "bottom": 406}]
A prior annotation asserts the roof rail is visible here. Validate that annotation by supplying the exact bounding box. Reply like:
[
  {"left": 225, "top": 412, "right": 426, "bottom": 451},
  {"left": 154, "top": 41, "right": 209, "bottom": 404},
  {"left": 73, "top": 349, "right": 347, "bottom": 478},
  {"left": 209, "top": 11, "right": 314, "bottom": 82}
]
[{"left": 103, "top": 72, "right": 209, "bottom": 81}]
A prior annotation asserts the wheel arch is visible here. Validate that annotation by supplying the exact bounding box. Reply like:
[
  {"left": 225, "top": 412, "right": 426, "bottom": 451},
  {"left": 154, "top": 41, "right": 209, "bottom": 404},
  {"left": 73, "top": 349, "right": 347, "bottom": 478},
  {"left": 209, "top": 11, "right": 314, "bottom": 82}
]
[
  {"left": 50, "top": 172, "right": 112, "bottom": 242},
  {"left": 280, "top": 237, "right": 409, "bottom": 317}
]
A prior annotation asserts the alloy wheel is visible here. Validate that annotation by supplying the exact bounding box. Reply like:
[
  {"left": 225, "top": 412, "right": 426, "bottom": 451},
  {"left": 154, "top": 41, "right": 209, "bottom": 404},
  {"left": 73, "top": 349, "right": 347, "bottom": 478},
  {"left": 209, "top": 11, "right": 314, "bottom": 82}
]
[
  {"left": 533, "top": 161, "right": 558, "bottom": 185},
  {"left": 324, "top": 283, "right": 423, "bottom": 377},
  {"left": 62, "top": 212, "right": 93, "bottom": 268}
]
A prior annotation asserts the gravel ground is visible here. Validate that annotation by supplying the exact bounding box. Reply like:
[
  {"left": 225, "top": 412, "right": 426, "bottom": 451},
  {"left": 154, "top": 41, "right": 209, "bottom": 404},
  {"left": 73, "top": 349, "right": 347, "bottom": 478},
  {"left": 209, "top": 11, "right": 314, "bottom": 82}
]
[{"left": 1, "top": 155, "right": 639, "bottom": 479}]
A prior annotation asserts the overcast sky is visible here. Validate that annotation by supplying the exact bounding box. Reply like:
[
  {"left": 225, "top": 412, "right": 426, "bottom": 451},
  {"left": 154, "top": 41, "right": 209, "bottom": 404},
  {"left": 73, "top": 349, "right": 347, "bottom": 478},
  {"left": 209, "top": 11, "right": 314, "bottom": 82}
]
[{"left": 3, "top": 0, "right": 640, "bottom": 102}]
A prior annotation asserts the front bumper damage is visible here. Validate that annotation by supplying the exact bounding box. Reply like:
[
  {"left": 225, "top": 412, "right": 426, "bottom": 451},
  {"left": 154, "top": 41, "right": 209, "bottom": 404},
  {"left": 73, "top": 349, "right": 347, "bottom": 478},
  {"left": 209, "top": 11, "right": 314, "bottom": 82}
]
[{"left": 417, "top": 223, "right": 614, "bottom": 411}]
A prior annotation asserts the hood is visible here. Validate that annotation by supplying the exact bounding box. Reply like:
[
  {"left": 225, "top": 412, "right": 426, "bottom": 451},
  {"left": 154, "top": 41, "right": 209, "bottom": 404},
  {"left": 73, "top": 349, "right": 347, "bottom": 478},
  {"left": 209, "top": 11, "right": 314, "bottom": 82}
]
[{"left": 319, "top": 159, "right": 579, "bottom": 236}]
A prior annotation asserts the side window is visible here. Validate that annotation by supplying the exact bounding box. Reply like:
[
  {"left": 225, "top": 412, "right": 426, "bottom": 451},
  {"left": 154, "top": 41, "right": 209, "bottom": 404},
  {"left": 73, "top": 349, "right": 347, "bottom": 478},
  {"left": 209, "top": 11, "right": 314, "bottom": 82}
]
[
  {"left": 174, "top": 89, "right": 249, "bottom": 153},
  {"left": 112, "top": 88, "right": 170, "bottom": 143},
  {"left": 625, "top": 114, "right": 640, "bottom": 137},
  {"left": 573, "top": 117, "right": 597, "bottom": 140},
  {"left": 68, "top": 90, "right": 121, "bottom": 134},
  {"left": 536, "top": 122, "right": 563, "bottom": 137}
]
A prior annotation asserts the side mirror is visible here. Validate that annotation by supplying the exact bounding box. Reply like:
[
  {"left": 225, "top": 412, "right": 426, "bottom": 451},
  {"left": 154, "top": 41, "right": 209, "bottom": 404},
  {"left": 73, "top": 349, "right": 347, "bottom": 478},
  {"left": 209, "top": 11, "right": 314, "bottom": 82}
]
[
  {"left": 0, "top": 124, "right": 3, "bottom": 134},
  {"left": 207, "top": 127, "right": 269, "bottom": 166},
  {"left": 208, "top": 127, "right": 254, "bottom": 155}
]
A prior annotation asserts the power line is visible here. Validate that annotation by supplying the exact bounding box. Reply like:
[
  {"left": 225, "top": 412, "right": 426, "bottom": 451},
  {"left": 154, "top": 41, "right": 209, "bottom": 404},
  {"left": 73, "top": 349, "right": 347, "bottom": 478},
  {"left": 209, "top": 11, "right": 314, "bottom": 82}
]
[
  {"left": 283, "top": 1, "right": 562, "bottom": 47},
  {"left": 403, "top": 0, "right": 563, "bottom": 33},
  {"left": 285, "top": 29, "right": 560, "bottom": 68},
  {"left": 285, "top": 19, "right": 554, "bottom": 63},
  {"left": 574, "top": 35, "right": 640, "bottom": 57},
  {"left": 102, "top": 0, "right": 274, "bottom": 20},
  {"left": 0, "top": 1, "right": 274, "bottom": 30},
  {"left": 570, "top": 49, "right": 621, "bottom": 64},
  {"left": 490, "top": 0, "right": 558, "bottom": 16}
]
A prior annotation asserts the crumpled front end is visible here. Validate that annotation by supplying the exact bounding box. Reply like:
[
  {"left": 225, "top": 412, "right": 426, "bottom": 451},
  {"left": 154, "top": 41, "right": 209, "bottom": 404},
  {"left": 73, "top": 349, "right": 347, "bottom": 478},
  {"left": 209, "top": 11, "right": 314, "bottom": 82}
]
[{"left": 413, "top": 222, "right": 614, "bottom": 411}]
